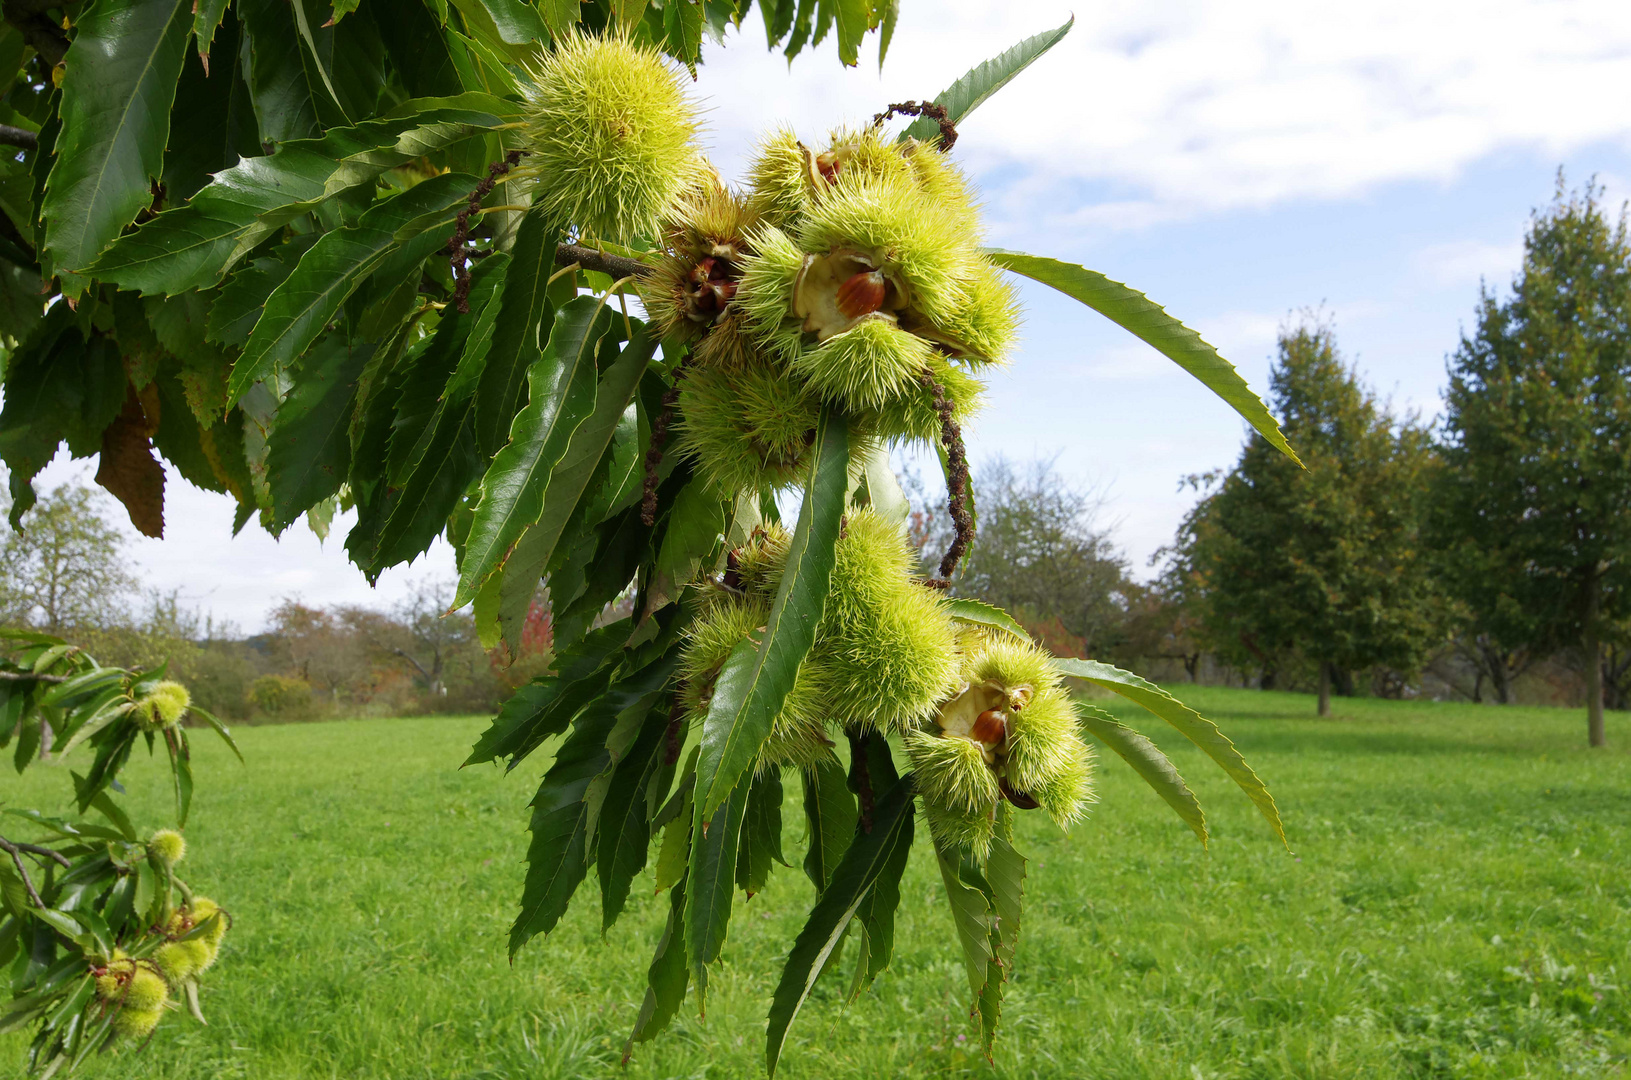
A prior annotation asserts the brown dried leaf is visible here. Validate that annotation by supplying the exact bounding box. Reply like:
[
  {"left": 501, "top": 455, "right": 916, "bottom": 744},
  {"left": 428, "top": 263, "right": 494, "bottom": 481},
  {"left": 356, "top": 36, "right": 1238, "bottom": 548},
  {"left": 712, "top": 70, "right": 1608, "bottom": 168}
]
[{"left": 96, "top": 389, "right": 166, "bottom": 538}]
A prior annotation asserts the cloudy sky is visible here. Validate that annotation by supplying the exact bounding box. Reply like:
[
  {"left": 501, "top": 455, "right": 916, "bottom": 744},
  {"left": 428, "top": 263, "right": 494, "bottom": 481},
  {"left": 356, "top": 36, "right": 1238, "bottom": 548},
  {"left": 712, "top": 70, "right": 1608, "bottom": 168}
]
[{"left": 29, "top": 0, "right": 1631, "bottom": 631}]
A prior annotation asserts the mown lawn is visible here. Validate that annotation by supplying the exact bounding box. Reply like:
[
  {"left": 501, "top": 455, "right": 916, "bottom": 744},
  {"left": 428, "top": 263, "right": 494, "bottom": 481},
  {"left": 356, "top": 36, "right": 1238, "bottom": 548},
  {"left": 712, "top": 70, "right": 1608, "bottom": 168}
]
[{"left": 4, "top": 688, "right": 1628, "bottom": 1078}]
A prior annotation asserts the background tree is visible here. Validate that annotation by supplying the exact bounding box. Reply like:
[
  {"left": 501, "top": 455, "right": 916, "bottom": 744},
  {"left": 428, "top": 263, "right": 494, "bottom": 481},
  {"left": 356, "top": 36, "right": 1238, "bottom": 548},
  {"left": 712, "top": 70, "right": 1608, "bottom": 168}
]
[
  {"left": 0, "top": 483, "right": 137, "bottom": 632},
  {"left": 1169, "top": 319, "right": 1444, "bottom": 716},
  {"left": 909, "top": 456, "right": 1133, "bottom": 657},
  {"left": 1438, "top": 179, "right": 1631, "bottom": 747}
]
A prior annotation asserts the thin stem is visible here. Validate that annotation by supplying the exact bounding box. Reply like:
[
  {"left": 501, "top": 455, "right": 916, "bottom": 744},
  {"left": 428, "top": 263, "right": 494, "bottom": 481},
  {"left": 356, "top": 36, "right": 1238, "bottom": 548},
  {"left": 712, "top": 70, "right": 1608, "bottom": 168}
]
[
  {"left": 0, "top": 670, "right": 68, "bottom": 683},
  {"left": 0, "top": 123, "right": 37, "bottom": 150},
  {"left": 546, "top": 261, "right": 582, "bottom": 286},
  {"left": 14, "top": 842, "right": 70, "bottom": 869},
  {"left": 0, "top": 836, "right": 46, "bottom": 908},
  {"left": 555, "top": 243, "right": 653, "bottom": 281},
  {"left": 474, "top": 204, "right": 532, "bottom": 215}
]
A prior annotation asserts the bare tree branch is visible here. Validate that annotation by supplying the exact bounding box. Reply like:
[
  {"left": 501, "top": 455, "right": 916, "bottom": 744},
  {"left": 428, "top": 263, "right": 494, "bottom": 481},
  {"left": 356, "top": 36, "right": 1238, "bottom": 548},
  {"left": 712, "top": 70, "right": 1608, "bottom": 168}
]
[
  {"left": 554, "top": 243, "right": 652, "bottom": 281},
  {"left": 0, "top": 123, "right": 37, "bottom": 150},
  {"left": 0, "top": 836, "right": 46, "bottom": 908}
]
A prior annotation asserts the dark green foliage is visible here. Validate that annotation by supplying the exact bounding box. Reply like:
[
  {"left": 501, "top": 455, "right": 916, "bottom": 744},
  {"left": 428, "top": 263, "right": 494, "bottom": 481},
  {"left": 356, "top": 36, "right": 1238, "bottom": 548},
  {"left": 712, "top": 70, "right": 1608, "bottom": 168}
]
[
  {"left": 1169, "top": 321, "right": 1444, "bottom": 707},
  {"left": 1437, "top": 179, "right": 1631, "bottom": 746}
]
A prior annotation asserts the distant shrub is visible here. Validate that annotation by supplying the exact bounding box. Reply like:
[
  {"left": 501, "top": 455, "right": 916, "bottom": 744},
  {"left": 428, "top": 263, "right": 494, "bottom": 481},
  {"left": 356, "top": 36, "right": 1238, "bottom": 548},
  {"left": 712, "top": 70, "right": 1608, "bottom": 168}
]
[{"left": 247, "top": 675, "right": 316, "bottom": 720}]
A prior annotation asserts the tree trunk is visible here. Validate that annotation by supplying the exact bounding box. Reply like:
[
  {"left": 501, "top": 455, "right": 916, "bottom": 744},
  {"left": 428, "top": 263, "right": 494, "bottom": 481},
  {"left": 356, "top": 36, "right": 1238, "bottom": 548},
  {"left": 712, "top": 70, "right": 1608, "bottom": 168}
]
[
  {"left": 1585, "top": 572, "right": 1605, "bottom": 747},
  {"left": 1317, "top": 662, "right": 1331, "bottom": 718}
]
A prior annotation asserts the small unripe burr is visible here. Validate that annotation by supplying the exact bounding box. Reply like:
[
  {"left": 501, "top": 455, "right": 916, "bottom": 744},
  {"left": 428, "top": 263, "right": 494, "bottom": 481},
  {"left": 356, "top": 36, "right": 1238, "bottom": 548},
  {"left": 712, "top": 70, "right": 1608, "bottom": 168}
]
[
  {"left": 520, "top": 32, "right": 706, "bottom": 244},
  {"left": 111, "top": 1005, "right": 164, "bottom": 1040},
  {"left": 147, "top": 828, "right": 185, "bottom": 866},
  {"left": 135, "top": 681, "right": 190, "bottom": 730}
]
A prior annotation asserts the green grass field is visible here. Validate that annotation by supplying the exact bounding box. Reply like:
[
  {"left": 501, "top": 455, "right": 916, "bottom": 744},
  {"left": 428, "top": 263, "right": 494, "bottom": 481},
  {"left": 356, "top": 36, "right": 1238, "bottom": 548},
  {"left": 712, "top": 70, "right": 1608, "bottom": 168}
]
[{"left": 4, "top": 688, "right": 1628, "bottom": 1078}]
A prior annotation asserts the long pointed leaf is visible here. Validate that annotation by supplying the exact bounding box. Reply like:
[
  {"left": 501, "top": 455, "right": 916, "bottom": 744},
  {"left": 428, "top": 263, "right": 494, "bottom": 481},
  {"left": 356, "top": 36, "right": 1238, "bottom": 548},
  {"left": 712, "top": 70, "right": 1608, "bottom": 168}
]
[
  {"left": 986, "top": 250, "right": 1302, "bottom": 466},
  {"left": 455, "top": 294, "right": 615, "bottom": 607},
  {"left": 685, "top": 772, "right": 752, "bottom": 1013},
  {"left": 85, "top": 95, "right": 518, "bottom": 294},
  {"left": 902, "top": 17, "right": 1073, "bottom": 142},
  {"left": 1074, "top": 701, "right": 1206, "bottom": 845},
  {"left": 940, "top": 597, "right": 1031, "bottom": 642},
  {"left": 1052, "top": 657, "right": 1287, "bottom": 846},
  {"left": 43, "top": 0, "right": 192, "bottom": 295},
  {"left": 976, "top": 827, "right": 1025, "bottom": 1051},
  {"left": 933, "top": 837, "right": 994, "bottom": 1003},
  {"left": 483, "top": 325, "right": 657, "bottom": 655},
  {"left": 765, "top": 774, "right": 915, "bottom": 1077},
  {"left": 508, "top": 699, "right": 622, "bottom": 955},
  {"left": 623, "top": 873, "right": 689, "bottom": 1056},
  {"left": 694, "top": 408, "right": 849, "bottom": 824},
  {"left": 227, "top": 172, "right": 479, "bottom": 402},
  {"left": 800, "top": 755, "right": 857, "bottom": 893}
]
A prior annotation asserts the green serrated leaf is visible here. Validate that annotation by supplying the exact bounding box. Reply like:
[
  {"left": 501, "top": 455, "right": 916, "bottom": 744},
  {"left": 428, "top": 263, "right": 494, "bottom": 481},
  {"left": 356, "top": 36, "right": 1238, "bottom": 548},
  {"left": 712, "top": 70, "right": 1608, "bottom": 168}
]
[
  {"left": 194, "top": 0, "right": 231, "bottom": 57},
  {"left": 902, "top": 17, "right": 1072, "bottom": 143},
  {"left": 265, "top": 335, "right": 373, "bottom": 530},
  {"left": 456, "top": 295, "right": 616, "bottom": 608},
  {"left": 1074, "top": 701, "right": 1207, "bottom": 845},
  {"left": 940, "top": 597, "right": 1031, "bottom": 641},
  {"left": 845, "top": 784, "right": 912, "bottom": 1000},
  {"left": 974, "top": 823, "right": 1025, "bottom": 1050},
  {"left": 800, "top": 755, "right": 856, "bottom": 892},
  {"left": 765, "top": 774, "right": 915, "bottom": 1077},
  {"left": 86, "top": 95, "right": 518, "bottom": 294},
  {"left": 736, "top": 768, "right": 784, "bottom": 897},
  {"left": 694, "top": 409, "right": 848, "bottom": 824},
  {"left": 509, "top": 697, "right": 624, "bottom": 956},
  {"left": 229, "top": 172, "right": 480, "bottom": 403},
  {"left": 685, "top": 771, "right": 751, "bottom": 1012},
  {"left": 829, "top": 0, "right": 868, "bottom": 65},
  {"left": 933, "top": 836, "right": 994, "bottom": 1004},
  {"left": 646, "top": 476, "right": 726, "bottom": 614},
  {"left": 474, "top": 210, "right": 561, "bottom": 460},
  {"left": 482, "top": 325, "right": 657, "bottom": 655},
  {"left": 43, "top": 0, "right": 191, "bottom": 295},
  {"left": 238, "top": 0, "right": 322, "bottom": 143},
  {"left": 985, "top": 250, "right": 1302, "bottom": 467},
  {"left": 598, "top": 685, "right": 678, "bottom": 930},
  {"left": 351, "top": 258, "right": 508, "bottom": 578},
  {"left": 1052, "top": 657, "right": 1287, "bottom": 846},
  {"left": 624, "top": 873, "right": 689, "bottom": 1052}
]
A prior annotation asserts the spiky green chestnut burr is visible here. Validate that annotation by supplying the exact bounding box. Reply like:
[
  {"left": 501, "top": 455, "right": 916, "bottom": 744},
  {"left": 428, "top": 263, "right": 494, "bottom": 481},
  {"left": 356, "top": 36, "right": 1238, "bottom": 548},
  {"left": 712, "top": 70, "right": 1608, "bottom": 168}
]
[
  {"left": 147, "top": 828, "right": 185, "bottom": 866},
  {"left": 745, "top": 127, "right": 819, "bottom": 230},
  {"left": 792, "top": 314, "right": 935, "bottom": 412},
  {"left": 111, "top": 1005, "right": 164, "bottom": 1040},
  {"left": 905, "top": 257, "right": 1021, "bottom": 366},
  {"left": 1003, "top": 684, "right": 1096, "bottom": 827},
  {"left": 795, "top": 175, "right": 978, "bottom": 330},
  {"left": 135, "top": 681, "right": 189, "bottom": 730},
  {"left": 154, "top": 941, "right": 201, "bottom": 984},
  {"left": 922, "top": 798, "right": 998, "bottom": 862},
  {"left": 638, "top": 185, "right": 759, "bottom": 350},
  {"left": 520, "top": 33, "right": 705, "bottom": 244},
  {"left": 678, "top": 594, "right": 832, "bottom": 770},
  {"left": 814, "top": 509, "right": 959, "bottom": 734},
  {"left": 933, "top": 637, "right": 1097, "bottom": 831},
  {"left": 675, "top": 359, "right": 820, "bottom": 494},
  {"left": 906, "top": 727, "right": 1000, "bottom": 813},
  {"left": 97, "top": 960, "right": 169, "bottom": 1012},
  {"left": 728, "top": 523, "right": 792, "bottom": 598},
  {"left": 855, "top": 354, "right": 983, "bottom": 446},
  {"left": 734, "top": 224, "right": 810, "bottom": 364}
]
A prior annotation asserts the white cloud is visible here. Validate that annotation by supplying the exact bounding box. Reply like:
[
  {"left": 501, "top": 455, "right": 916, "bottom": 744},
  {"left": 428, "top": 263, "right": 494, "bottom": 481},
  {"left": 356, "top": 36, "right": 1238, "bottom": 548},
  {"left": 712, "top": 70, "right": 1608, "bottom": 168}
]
[
  {"left": 694, "top": 0, "right": 1631, "bottom": 237},
  {"left": 1414, "top": 238, "right": 1524, "bottom": 287}
]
